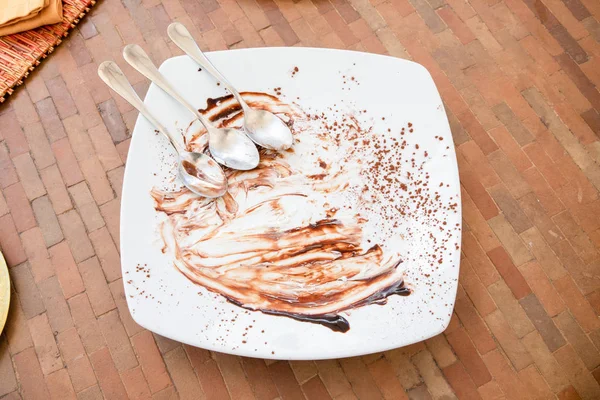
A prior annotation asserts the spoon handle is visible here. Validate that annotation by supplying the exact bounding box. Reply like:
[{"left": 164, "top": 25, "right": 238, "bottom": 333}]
[
  {"left": 122, "top": 44, "right": 213, "bottom": 131},
  {"left": 97, "top": 61, "right": 184, "bottom": 153},
  {"left": 167, "top": 22, "right": 248, "bottom": 109}
]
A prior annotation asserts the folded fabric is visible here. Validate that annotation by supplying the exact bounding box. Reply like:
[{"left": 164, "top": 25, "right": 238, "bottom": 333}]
[
  {"left": 0, "top": 0, "right": 62, "bottom": 36},
  {"left": 0, "top": 0, "right": 47, "bottom": 26}
]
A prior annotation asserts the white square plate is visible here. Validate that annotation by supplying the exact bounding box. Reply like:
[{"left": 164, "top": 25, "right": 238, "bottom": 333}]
[{"left": 121, "top": 47, "right": 461, "bottom": 360}]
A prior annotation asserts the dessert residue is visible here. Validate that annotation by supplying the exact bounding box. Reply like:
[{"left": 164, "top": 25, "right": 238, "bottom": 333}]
[{"left": 149, "top": 92, "right": 459, "bottom": 332}]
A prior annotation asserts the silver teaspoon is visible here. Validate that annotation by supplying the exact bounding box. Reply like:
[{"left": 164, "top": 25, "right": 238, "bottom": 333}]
[
  {"left": 167, "top": 22, "right": 294, "bottom": 151},
  {"left": 98, "top": 61, "right": 227, "bottom": 198},
  {"left": 123, "top": 44, "right": 260, "bottom": 171}
]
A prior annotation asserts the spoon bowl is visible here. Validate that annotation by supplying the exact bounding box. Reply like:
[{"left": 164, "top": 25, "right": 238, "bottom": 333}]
[
  {"left": 167, "top": 22, "right": 294, "bottom": 151},
  {"left": 243, "top": 108, "right": 293, "bottom": 151},
  {"left": 178, "top": 152, "right": 227, "bottom": 198},
  {"left": 122, "top": 44, "right": 259, "bottom": 171},
  {"left": 208, "top": 125, "right": 260, "bottom": 170},
  {"left": 97, "top": 61, "right": 228, "bottom": 198}
]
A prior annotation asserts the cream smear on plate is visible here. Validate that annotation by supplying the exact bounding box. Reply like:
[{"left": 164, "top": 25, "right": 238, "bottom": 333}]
[{"left": 150, "top": 92, "right": 458, "bottom": 332}]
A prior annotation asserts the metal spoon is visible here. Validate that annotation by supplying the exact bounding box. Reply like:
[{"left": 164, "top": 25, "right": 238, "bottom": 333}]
[
  {"left": 167, "top": 22, "right": 294, "bottom": 151},
  {"left": 123, "top": 44, "right": 260, "bottom": 171},
  {"left": 97, "top": 61, "right": 227, "bottom": 198}
]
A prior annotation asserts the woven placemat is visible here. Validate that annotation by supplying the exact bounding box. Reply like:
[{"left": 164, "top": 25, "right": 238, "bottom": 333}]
[{"left": 0, "top": 0, "right": 97, "bottom": 103}]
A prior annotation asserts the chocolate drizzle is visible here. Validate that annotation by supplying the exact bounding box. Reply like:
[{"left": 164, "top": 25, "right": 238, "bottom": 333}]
[
  {"left": 263, "top": 309, "right": 350, "bottom": 332},
  {"left": 200, "top": 92, "right": 282, "bottom": 123},
  {"left": 225, "top": 278, "right": 410, "bottom": 332},
  {"left": 351, "top": 277, "right": 410, "bottom": 309}
]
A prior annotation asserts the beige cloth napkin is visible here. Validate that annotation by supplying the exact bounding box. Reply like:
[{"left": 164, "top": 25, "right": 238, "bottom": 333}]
[
  {"left": 0, "top": 0, "right": 63, "bottom": 36},
  {"left": 0, "top": 0, "right": 47, "bottom": 26}
]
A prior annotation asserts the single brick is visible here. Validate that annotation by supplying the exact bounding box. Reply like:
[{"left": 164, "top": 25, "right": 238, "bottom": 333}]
[
  {"left": 488, "top": 280, "right": 535, "bottom": 338},
  {"left": 446, "top": 327, "right": 492, "bottom": 386},
  {"left": 0, "top": 214, "right": 27, "bottom": 266},
  {"left": 3, "top": 295, "right": 34, "bottom": 354},
  {"left": 425, "top": 334, "right": 457, "bottom": 369},
  {"left": 459, "top": 258, "right": 498, "bottom": 316},
  {"left": 13, "top": 348, "right": 51, "bottom": 399},
  {"left": 45, "top": 368, "right": 77, "bottom": 400},
  {"left": 68, "top": 293, "right": 106, "bottom": 353},
  {"left": 554, "top": 311, "right": 600, "bottom": 370},
  {"left": 38, "top": 276, "right": 74, "bottom": 334},
  {"left": 89, "top": 347, "right": 129, "bottom": 399},
  {"left": 48, "top": 241, "right": 85, "bottom": 299},
  {"left": 302, "top": 375, "right": 334, "bottom": 400},
  {"left": 243, "top": 357, "right": 281, "bottom": 399},
  {"left": 58, "top": 209, "right": 95, "bottom": 263},
  {"left": 554, "top": 345, "right": 600, "bottom": 398},
  {"left": 40, "top": 164, "right": 73, "bottom": 214},
  {"left": 519, "top": 261, "right": 566, "bottom": 317},
  {"left": 441, "top": 362, "right": 480, "bottom": 400},
  {"left": 23, "top": 122, "right": 55, "bottom": 169},
  {"left": 51, "top": 138, "right": 84, "bottom": 186},
  {"left": 132, "top": 330, "right": 172, "bottom": 393},
  {"left": 411, "top": 350, "right": 455, "bottom": 399},
  {"left": 79, "top": 256, "right": 116, "bottom": 316},
  {"left": 488, "top": 215, "right": 534, "bottom": 266},
  {"left": 186, "top": 345, "right": 230, "bottom": 399},
  {"left": 98, "top": 99, "right": 128, "bottom": 143},
  {"left": 9, "top": 262, "right": 45, "bottom": 318},
  {"left": 0, "top": 142, "right": 19, "bottom": 188},
  {"left": 522, "top": 331, "right": 570, "bottom": 392},
  {"left": 28, "top": 313, "right": 63, "bottom": 374},
  {"left": 98, "top": 310, "right": 138, "bottom": 371},
  {"left": 32, "top": 196, "right": 63, "bottom": 247},
  {"left": 20, "top": 227, "right": 54, "bottom": 283},
  {"left": 56, "top": 327, "right": 98, "bottom": 392},
  {"left": 453, "top": 290, "right": 497, "bottom": 354},
  {"left": 3, "top": 182, "right": 36, "bottom": 232},
  {"left": 163, "top": 347, "right": 204, "bottom": 399},
  {"left": 0, "top": 337, "right": 17, "bottom": 396},
  {"left": 121, "top": 366, "right": 152, "bottom": 400},
  {"left": 89, "top": 227, "right": 121, "bottom": 282},
  {"left": 487, "top": 246, "right": 532, "bottom": 299},
  {"left": 484, "top": 309, "right": 533, "bottom": 370},
  {"left": 68, "top": 182, "right": 105, "bottom": 232},
  {"left": 554, "top": 275, "right": 600, "bottom": 332}
]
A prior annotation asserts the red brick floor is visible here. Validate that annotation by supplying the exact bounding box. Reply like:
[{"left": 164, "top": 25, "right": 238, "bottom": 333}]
[{"left": 1, "top": 0, "right": 600, "bottom": 398}]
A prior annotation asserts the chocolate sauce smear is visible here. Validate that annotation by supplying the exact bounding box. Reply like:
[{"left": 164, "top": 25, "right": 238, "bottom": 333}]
[
  {"left": 226, "top": 297, "right": 352, "bottom": 332},
  {"left": 182, "top": 160, "right": 198, "bottom": 177},
  {"left": 152, "top": 92, "right": 420, "bottom": 332},
  {"left": 264, "top": 310, "right": 351, "bottom": 332}
]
